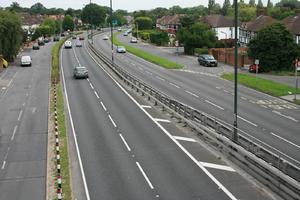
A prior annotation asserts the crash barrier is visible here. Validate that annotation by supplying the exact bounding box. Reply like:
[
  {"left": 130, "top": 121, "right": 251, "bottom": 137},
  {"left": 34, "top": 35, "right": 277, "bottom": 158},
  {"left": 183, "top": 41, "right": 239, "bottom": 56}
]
[{"left": 87, "top": 35, "right": 300, "bottom": 199}]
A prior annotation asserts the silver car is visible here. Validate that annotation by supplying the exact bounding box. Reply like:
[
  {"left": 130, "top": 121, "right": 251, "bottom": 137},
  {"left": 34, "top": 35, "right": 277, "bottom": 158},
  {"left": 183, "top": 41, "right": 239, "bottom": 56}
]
[
  {"left": 116, "top": 46, "right": 126, "bottom": 53},
  {"left": 73, "top": 66, "right": 88, "bottom": 79}
]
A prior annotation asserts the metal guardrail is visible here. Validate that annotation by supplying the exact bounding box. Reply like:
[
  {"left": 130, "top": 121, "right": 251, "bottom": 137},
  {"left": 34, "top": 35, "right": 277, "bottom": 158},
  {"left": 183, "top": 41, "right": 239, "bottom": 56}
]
[{"left": 87, "top": 37, "right": 300, "bottom": 199}]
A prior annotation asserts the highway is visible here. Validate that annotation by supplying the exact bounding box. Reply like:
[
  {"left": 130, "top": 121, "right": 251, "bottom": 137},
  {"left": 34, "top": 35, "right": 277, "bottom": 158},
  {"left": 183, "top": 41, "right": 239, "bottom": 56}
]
[
  {"left": 61, "top": 37, "right": 275, "bottom": 200},
  {"left": 92, "top": 31, "right": 300, "bottom": 168},
  {"left": 0, "top": 43, "right": 53, "bottom": 199}
]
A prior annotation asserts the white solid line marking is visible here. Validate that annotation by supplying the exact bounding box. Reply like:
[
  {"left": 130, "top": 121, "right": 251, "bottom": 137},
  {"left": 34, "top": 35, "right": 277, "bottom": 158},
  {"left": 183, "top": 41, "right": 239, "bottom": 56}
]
[
  {"left": 200, "top": 162, "right": 236, "bottom": 172},
  {"left": 89, "top": 83, "right": 94, "bottom": 90},
  {"left": 173, "top": 136, "right": 196, "bottom": 142},
  {"left": 119, "top": 134, "right": 131, "bottom": 151},
  {"left": 1, "top": 161, "right": 6, "bottom": 170},
  {"left": 237, "top": 115, "right": 258, "bottom": 127},
  {"left": 272, "top": 110, "right": 298, "bottom": 122},
  {"left": 270, "top": 132, "right": 300, "bottom": 149},
  {"left": 61, "top": 48, "right": 91, "bottom": 200},
  {"left": 169, "top": 82, "right": 180, "bottom": 88},
  {"left": 86, "top": 46, "right": 238, "bottom": 200},
  {"left": 205, "top": 100, "right": 224, "bottom": 110},
  {"left": 185, "top": 90, "right": 199, "bottom": 98},
  {"left": 141, "top": 105, "right": 152, "bottom": 108},
  {"left": 11, "top": 125, "right": 18, "bottom": 141},
  {"left": 94, "top": 91, "right": 100, "bottom": 99},
  {"left": 153, "top": 118, "right": 171, "bottom": 123},
  {"left": 100, "top": 101, "right": 107, "bottom": 111},
  {"left": 156, "top": 76, "right": 165, "bottom": 81},
  {"left": 136, "top": 162, "right": 154, "bottom": 189},
  {"left": 108, "top": 115, "right": 117, "bottom": 127},
  {"left": 17, "top": 110, "right": 23, "bottom": 121}
]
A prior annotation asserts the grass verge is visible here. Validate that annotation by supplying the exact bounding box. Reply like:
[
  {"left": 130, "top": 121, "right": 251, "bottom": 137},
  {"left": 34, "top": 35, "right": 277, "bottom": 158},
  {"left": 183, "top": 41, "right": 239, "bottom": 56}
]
[
  {"left": 294, "top": 99, "right": 300, "bottom": 105},
  {"left": 112, "top": 32, "right": 183, "bottom": 69},
  {"left": 221, "top": 73, "right": 300, "bottom": 97},
  {"left": 51, "top": 36, "right": 72, "bottom": 199}
]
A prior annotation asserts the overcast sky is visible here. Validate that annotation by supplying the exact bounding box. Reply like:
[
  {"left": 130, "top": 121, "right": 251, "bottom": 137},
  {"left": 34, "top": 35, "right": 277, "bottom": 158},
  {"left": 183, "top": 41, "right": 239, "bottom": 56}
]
[{"left": 2, "top": 0, "right": 278, "bottom": 11}]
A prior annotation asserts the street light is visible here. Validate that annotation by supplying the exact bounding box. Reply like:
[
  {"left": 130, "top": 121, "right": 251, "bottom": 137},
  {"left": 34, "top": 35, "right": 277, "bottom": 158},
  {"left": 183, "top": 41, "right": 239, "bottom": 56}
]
[
  {"left": 233, "top": 0, "right": 238, "bottom": 142},
  {"left": 110, "top": 0, "right": 114, "bottom": 64}
]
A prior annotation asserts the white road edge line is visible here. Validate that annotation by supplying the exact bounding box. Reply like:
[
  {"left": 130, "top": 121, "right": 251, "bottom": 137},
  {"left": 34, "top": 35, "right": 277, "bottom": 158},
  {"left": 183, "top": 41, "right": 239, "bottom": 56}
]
[
  {"left": 169, "top": 82, "right": 180, "bottom": 88},
  {"left": 94, "top": 91, "right": 100, "bottom": 99},
  {"left": 153, "top": 118, "right": 171, "bottom": 123},
  {"left": 86, "top": 47, "right": 238, "bottom": 200},
  {"left": 185, "top": 90, "right": 199, "bottom": 98},
  {"left": 89, "top": 83, "right": 94, "bottom": 90},
  {"left": 119, "top": 134, "right": 131, "bottom": 151},
  {"left": 205, "top": 100, "right": 224, "bottom": 110},
  {"left": 173, "top": 136, "right": 196, "bottom": 142},
  {"left": 272, "top": 110, "right": 298, "bottom": 122},
  {"left": 270, "top": 132, "right": 300, "bottom": 149},
  {"left": 1, "top": 161, "right": 6, "bottom": 170},
  {"left": 11, "top": 125, "right": 18, "bottom": 141},
  {"left": 61, "top": 48, "right": 91, "bottom": 200},
  {"left": 17, "top": 110, "right": 23, "bottom": 121},
  {"left": 200, "top": 162, "right": 236, "bottom": 172},
  {"left": 136, "top": 162, "right": 154, "bottom": 189},
  {"left": 141, "top": 105, "right": 152, "bottom": 108},
  {"left": 100, "top": 101, "right": 107, "bottom": 111},
  {"left": 108, "top": 114, "right": 117, "bottom": 128},
  {"left": 237, "top": 115, "right": 258, "bottom": 127}
]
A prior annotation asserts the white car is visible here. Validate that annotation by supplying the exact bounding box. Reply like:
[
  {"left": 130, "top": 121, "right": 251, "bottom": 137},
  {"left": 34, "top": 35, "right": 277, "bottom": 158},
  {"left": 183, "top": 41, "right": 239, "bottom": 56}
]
[
  {"left": 103, "top": 35, "right": 109, "bottom": 40},
  {"left": 76, "top": 40, "right": 83, "bottom": 47},
  {"left": 130, "top": 37, "right": 138, "bottom": 43},
  {"left": 21, "top": 56, "right": 32, "bottom": 66},
  {"left": 64, "top": 40, "right": 72, "bottom": 48}
]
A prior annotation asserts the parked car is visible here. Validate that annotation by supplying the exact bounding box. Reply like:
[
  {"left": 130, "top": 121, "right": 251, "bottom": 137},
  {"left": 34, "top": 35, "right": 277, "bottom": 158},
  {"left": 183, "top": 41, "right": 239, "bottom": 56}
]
[
  {"left": 21, "top": 56, "right": 32, "bottom": 66},
  {"left": 130, "top": 37, "right": 138, "bottom": 43},
  {"left": 32, "top": 43, "right": 40, "bottom": 50},
  {"left": 64, "top": 40, "right": 72, "bottom": 48},
  {"left": 53, "top": 36, "right": 60, "bottom": 41},
  {"left": 73, "top": 66, "right": 88, "bottom": 79},
  {"left": 118, "top": 28, "right": 122, "bottom": 32},
  {"left": 116, "top": 46, "right": 126, "bottom": 53},
  {"left": 248, "top": 64, "right": 262, "bottom": 73},
  {"left": 123, "top": 32, "right": 128, "bottom": 36},
  {"left": 79, "top": 36, "right": 85, "bottom": 40},
  {"left": 103, "top": 35, "right": 109, "bottom": 40},
  {"left": 38, "top": 39, "right": 45, "bottom": 46},
  {"left": 76, "top": 40, "right": 83, "bottom": 47},
  {"left": 72, "top": 35, "right": 77, "bottom": 39},
  {"left": 198, "top": 54, "right": 218, "bottom": 67},
  {"left": 44, "top": 37, "right": 50, "bottom": 43}
]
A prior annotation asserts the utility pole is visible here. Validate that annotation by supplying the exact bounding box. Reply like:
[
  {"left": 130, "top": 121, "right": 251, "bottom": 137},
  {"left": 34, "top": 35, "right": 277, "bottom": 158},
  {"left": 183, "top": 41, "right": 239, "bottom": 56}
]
[
  {"left": 110, "top": 0, "right": 114, "bottom": 64},
  {"left": 233, "top": 0, "right": 238, "bottom": 143},
  {"left": 136, "top": 22, "right": 138, "bottom": 39}
]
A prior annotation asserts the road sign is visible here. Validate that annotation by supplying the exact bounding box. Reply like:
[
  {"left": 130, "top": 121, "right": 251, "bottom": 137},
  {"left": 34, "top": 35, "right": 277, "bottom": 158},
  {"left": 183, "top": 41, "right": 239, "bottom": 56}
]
[
  {"left": 112, "top": 19, "right": 118, "bottom": 26},
  {"left": 254, "top": 59, "right": 259, "bottom": 65}
]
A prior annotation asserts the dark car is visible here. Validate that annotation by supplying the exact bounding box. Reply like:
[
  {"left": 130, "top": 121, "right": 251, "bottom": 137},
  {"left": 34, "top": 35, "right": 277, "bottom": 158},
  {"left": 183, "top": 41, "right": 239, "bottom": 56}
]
[
  {"left": 32, "top": 43, "right": 40, "bottom": 50},
  {"left": 79, "top": 36, "right": 85, "bottom": 40},
  {"left": 38, "top": 39, "right": 45, "bottom": 46},
  {"left": 44, "top": 38, "right": 49, "bottom": 43},
  {"left": 248, "top": 64, "right": 262, "bottom": 73},
  {"left": 60, "top": 33, "right": 65, "bottom": 37},
  {"left": 198, "top": 54, "right": 218, "bottom": 67},
  {"left": 72, "top": 35, "right": 77, "bottom": 39},
  {"left": 73, "top": 66, "right": 88, "bottom": 79},
  {"left": 53, "top": 36, "right": 60, "bottom": 41}
]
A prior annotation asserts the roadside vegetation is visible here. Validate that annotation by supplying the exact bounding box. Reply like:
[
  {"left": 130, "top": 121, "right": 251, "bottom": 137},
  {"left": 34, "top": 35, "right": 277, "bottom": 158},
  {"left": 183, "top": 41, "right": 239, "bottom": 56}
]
[
  {"left": 113, "top": 32, "right": 183, "bottom": 69},
  {"left": 222, "top": 73, "right": 300, "bottom": 97},
  {"left": 51, "top": 37, "right": 72, "bottom": 199}
]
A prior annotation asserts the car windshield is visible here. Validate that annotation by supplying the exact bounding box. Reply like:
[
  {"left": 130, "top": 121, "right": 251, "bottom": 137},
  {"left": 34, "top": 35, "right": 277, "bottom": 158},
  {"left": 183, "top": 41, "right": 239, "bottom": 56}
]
[
  {"left": 76, "top": 67, "right": 87, "bottom": 72},
  {"left": 203, "top": 55, "right": 214, "bottom": 60}
]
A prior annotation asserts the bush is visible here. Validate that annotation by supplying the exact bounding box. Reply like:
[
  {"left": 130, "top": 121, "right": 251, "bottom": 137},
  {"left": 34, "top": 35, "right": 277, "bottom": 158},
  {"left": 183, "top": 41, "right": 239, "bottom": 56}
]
[
  {"left": 135, "top": 17, "right": 153, "bottom": 30},
  {"left": 194, "top": 48, "right": 209, "bottom": 55},
  {"left": 149, "top": 31, "right": 169, "bottom": 46}
]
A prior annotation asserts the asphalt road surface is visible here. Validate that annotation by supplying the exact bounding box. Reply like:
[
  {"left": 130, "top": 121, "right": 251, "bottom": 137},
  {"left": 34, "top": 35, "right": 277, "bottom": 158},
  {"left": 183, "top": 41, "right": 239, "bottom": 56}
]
[
  {"left": 61, "top": 37, "right": 276, "bottom": 200},
  {"left": 91, "top": 32, "right": 300, "bottom": 169},
  {"left": 0, "top": 42, "right": 53, "bottom": 199}
]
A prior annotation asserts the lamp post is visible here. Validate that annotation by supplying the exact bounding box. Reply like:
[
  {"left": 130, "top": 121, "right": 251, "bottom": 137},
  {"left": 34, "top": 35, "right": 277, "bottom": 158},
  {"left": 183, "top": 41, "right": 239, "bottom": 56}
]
[
  {"left": 110, "top": 0, "right": 114, "bottom": 64},
  {"left": 233, "top": 0, "right": 238, "bottom": 142},
  {"left": 220, "top": 31, "right": 227, "bottom": 64}
]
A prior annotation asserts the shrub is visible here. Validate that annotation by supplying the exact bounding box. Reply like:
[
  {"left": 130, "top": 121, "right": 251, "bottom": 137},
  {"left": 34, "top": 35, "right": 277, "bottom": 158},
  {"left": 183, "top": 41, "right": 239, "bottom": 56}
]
[
  {"left": 194, "top": 48, "right": 209, "bottom": 55},
  {"left": 149, "top": 31, "right": 169, "bottom": 46}
]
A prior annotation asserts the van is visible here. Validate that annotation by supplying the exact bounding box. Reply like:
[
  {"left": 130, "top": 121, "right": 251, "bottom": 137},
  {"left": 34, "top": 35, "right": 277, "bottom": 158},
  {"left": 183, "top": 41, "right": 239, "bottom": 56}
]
[{"left": 21, "top": 56, "right": 32, "bottom": 66}]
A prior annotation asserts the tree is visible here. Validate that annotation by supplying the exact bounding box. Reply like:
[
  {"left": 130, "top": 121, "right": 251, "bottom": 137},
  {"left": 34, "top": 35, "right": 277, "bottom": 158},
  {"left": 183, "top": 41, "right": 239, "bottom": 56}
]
[
  {"left": 222, "top": 0, "right": 231, "bottom": 15},
  {"left": 0, "top": 11, "right": 22, "bottom": 61},
  {"left": 267, "top": 0, "right": 274, "bottom": 8},
  {"left": 248, "top": 23, "right": 300, "bottom": 72},
  {"left": 32, "top": 25, "right": 51, "bottom": 40},
  {"left": 9, "top": 2, "right": 22, "bottom": 12},
  {"left": 168, "top": 5, "right": 184, "bottom": 15},
  {"left": 276, "top": 0, "right": 300, "bottom": 9},
  {"left": 228, "top": 3, "right": 256, "bottom": 21},
  {"left": 268, "top": 7, "right": 295, "bottom": 19},
  {"left": 177, "top": 23, "right": 216, "bottom": 54},
  {"left": 134, "top": 17, "right": 153, "bottom": 30},
  {"left": 30, "top": 2, "right": 46, "bottom": 14},
  {"left": 180, "top": 15, "right": 198, "bottom": 28},
  {"left": 81, "top": 3, "right": 107, "bottom": 27},
  {"left": 257, "top": 0, "right": 264, "bottom": 8},
  {"left": 208, "top": 0, "right": 216, "bottom": 14},
  {"left": 41, "top": 18, "right": 56, "bottom": 34},
  {"left": 62, "top": 15, "right": 74, "bottom": 31},
  {"left": 249, "top": 0, "right": 256, "bottom": 6}
]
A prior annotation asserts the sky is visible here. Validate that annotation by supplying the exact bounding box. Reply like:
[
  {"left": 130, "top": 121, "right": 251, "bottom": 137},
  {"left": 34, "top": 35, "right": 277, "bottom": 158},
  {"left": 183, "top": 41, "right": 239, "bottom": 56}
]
[{"left": 2, "top": 0, "right": 279, "bottom": 12}]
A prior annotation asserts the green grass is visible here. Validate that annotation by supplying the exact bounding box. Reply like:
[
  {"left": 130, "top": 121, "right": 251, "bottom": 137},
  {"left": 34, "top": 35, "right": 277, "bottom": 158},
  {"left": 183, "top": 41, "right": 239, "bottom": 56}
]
[
  {"left": 222, "top": 73, "right": 300, "bottom": 97},
  {"left": 112, "top": 32, "right": 183, "bottom": 69},
  {"left": 51, "top": 37, "right": 72, "bottom": 200},
  {"left": 294, "top": 99, "right": 300, "bottom": 105}
]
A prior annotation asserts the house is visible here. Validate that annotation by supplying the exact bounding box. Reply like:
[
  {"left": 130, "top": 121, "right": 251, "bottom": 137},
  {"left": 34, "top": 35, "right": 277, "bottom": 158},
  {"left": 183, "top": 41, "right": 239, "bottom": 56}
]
[
  {"left": 201, "top": 15, "right": 238, "bottom": 40},
  {"left": 19, "top": 12, "right": 45, "bottom": 33},
  {"left": 239, "top": 15, "right": 277, "bottom": 47},
  {"left": 156, "top": 14, "right": 183, "bottom": 34},
  {"left": 282, "top": 14, "right": 300, "bottom": 44}
]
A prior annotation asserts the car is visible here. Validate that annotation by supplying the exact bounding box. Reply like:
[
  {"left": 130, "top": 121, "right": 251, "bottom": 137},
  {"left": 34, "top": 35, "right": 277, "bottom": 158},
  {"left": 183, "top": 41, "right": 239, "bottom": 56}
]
[
  {"left": 60, "top": 33, "right": 65, "bottom": 37},
  {"left": 130, "top": 37, "right": 138, "bottom": 43},
  {"left": 103, "top": 35, "right": 109, "bottom": 40},
  {"left": 64, "top": 40, "right": 72, "bottom": 49},
  {"left": 32, "top": 43, "right": 40, "bottom": 50},
  {"left": 73, "top": 66, "right": 88, "bottom": 79},
  {"left": 44, "top": 37, "right": 50, "bottom": 43},
  {"left": 197, "top": 54, "right": 218, "bottom": 67},
  {"left": 248, "top": 64, "right": 262, "bottom": 73},
  {"left": 21, "top": 56, "right": 32, "bottom": 66},
  {"left": 53, "top": 36, "right": 60, "bottom": 41},
  {"left": 38, "top": 39, "right": 45, "bottom": 46},
  {"left": 116, "top": 46, "right": 126, "bottom": 53},
  {"left": 123, "top": 32, "right": 128, "bottom": 36},
  {"left": 72, "top": 35, "right": 77, "bottom": 39},
  {"left": 79, "top": 36, "right": 85, "bottom": 40},
  {"left": 76, "top": 41, "right": 83, "bottom": 47},
  {"left": 118, "top": 28, "right": 122, "bottom": 32}
]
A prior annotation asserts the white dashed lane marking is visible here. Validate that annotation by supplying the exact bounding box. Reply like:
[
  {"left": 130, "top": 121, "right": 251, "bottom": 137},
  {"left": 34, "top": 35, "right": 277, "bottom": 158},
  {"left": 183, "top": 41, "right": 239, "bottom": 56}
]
[
  {"left": 185, "top": 90, "right": 199, "bottom": 98},
  {"left": 272, "top": 110, "right": 298, "bottom": 122},
  {"left": 270, "top": 132, "right": 300, "bottom": 149},
  {"left": 237, "top": 115, "right": 258, "bottom": 127},
  {"left": 169, "top": 82, "right": 180, "bottom": 88},
  {"left": 205, "top": 100, "right": 224, "bottom": 110},
  {"left": 173, "top": 136, "right": 196, "bottom": 142}
]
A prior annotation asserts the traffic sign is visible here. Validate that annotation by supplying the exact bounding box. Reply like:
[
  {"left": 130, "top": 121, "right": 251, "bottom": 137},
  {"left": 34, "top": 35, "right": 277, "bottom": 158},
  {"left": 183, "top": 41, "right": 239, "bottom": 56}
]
[
  {"left": 254, "top": 59, "right": 259, "bottom": 65},
  {"left": 112, "top": 19, "right": 118, "bottom": 26}
]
